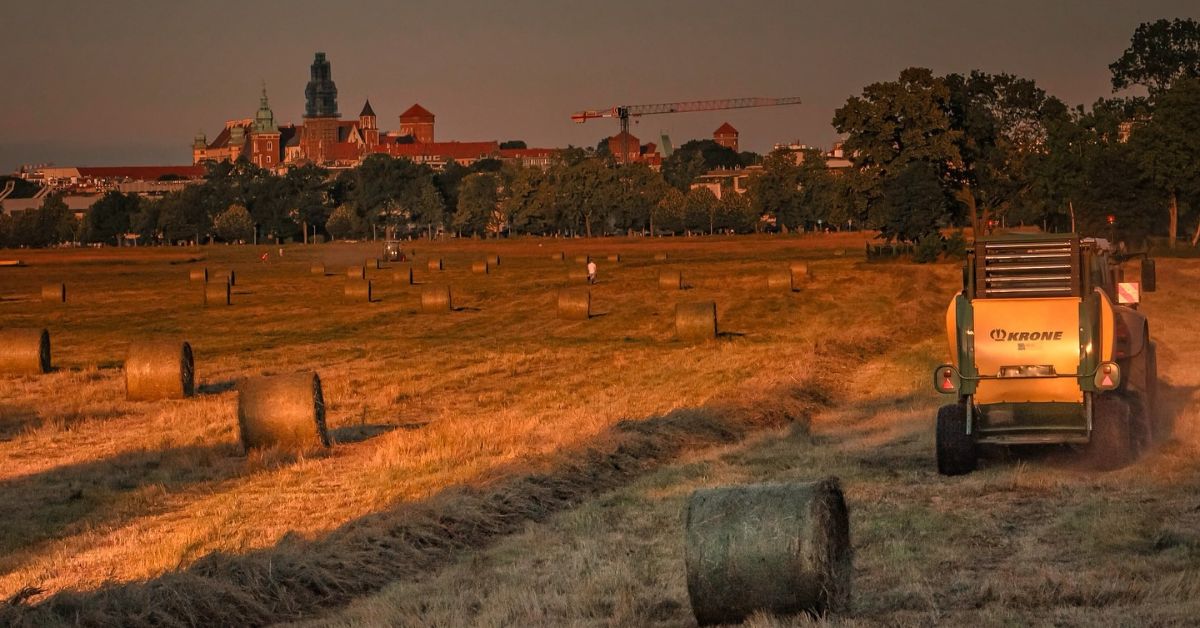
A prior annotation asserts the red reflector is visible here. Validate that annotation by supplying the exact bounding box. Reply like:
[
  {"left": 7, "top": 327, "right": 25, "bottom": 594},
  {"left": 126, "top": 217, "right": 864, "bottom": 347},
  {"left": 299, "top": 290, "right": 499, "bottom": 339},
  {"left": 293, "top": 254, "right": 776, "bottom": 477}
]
[
  {"left": 1101, "top": 374, "right": 1113, "bottom": 387},
  {"left": 941, "top": 375, "right": 954, "bottom": 390}
]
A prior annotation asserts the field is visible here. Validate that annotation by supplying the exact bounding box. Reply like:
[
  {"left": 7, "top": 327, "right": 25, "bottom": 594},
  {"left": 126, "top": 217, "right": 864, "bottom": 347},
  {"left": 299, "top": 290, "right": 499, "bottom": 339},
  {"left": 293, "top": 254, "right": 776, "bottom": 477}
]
[{"left": 0, "top": 234, "right": 1197, "bottom": 626}]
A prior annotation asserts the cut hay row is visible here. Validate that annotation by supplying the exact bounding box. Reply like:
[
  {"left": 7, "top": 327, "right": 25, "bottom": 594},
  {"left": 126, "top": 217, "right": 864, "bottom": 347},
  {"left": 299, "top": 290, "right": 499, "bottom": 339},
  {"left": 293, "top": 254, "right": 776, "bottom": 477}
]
[
  {"left": 676, "top": 301, "right": 717, "bottom": 341},
  {"left": 557, "top": 288, "right": 591, "bottom": 320},
  {"left": 204, "top": 281, "right": 230, "bottom": 307},
  {"left": 236, "top": 371, "right": 329, "bottom": 452},
  {"left": 41, "top": 283, "right": 65, "bottom": 303},
  {"left": 2, "top": 376, "right": 833, "bottom": 628},
  {"left": 471, "top": 261, "right": 489, "bottom": 275},
  {"left": 0, "top": 328, "right": 50, "bottom": 374},
  {"left": 124, "top": 340, "right": 194, "bottom": 401},
  {"left": 189, "top": 268, "right": 208, "bottom": 282},
  {"left": 685, "top": 478, "right": 851, "bottom": 625},
  {"left": 421, "top": 284, "right": 452, "bottom": 312},
  {"left": 344, "top": 278, "right": 372, "bottom": 302}
]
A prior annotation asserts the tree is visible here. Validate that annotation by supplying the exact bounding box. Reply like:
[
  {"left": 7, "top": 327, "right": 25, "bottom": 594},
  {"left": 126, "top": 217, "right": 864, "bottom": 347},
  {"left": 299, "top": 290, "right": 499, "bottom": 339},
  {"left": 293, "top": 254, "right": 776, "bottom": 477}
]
[
  {"left": 454, "top": 172, "right": 501, "bottom": 236},
  {"left": 1110, "top": 18, "right": 1200, "bottom": 95},
  {"left": 661, "top": 140, "right": 744, "bottom": 191},
  {"left": 716, "top": 191, "right": 756, "bottom": 233},
  {"left": 499, "top": 140, "right": 527, "bottom": 150},
  {"left": 684, "top": 187, "right": 719, "bottom": 234},
  {"left": 1130, "top": 78, "right": 1200, "bottom": 247},
  {"left": 870, "top": 161, "right": 954, "bottom": 242},
  {"left": 652, "top": 187, "right": 687, "bottom": 235},
  {"left": 326, "top": 204, "right": 362, "bottom": 240},
  {"left": 212, "top": 204, "right": 255, "bottom": 242},
  {"left": 747, "top": 151, "right": 800, "bottom": 230},
  {"left": 85, "top": 191, "right": 139, "bottom": 244}
]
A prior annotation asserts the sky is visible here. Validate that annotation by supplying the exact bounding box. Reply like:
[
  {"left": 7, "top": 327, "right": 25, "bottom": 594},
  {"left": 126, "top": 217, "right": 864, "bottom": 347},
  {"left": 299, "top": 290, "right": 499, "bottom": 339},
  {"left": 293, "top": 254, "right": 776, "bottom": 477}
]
[{"left": 2, "top": 0, "right": 1197, "bottom": 172}]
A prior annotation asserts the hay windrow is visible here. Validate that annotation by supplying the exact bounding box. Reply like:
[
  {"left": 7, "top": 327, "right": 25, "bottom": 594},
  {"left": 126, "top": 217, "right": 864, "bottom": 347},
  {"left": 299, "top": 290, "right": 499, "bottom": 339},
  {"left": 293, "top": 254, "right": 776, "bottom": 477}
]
[
  {"left": 236, "top": 372, "right": 329, "bottom": 452},
  {"left": 0, "top": 328, "right": 51, "bottom": 374},
  {"left": 676, "top": 301, "right": 717, "bottom": 341},
  {"left": 557, "top": 288, "right": 591, "bottom": 320},
  {"left": 125, "top": 340, "right": 194, "bottom": 401},
  {"left": 684, "top": 478, "right": 851, "bottom": 625}
]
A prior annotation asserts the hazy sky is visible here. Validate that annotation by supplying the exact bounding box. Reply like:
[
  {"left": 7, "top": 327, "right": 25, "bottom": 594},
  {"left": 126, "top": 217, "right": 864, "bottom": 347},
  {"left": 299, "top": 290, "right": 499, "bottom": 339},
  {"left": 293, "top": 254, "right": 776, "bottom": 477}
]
[{"left": 2, "top": 1, "right": 1196, "bottom": 171}]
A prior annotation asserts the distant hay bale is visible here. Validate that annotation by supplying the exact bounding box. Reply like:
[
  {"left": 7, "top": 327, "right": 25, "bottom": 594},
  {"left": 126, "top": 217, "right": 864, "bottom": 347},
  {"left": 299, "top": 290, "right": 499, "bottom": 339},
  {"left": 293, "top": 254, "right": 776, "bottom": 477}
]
[
  {"left": 204, "top": 280, "right": 230, "bottom": 306},
  {"left": 658, "top": 270, "right": 682, "bottom": 290},
  {"left": 790, "top": 261, "right": 810, "bottom": 282},
  {"left": 607, "top": 253, "right": 621, "bottom": 262},
  {"left": 567, "top": 268, "right": 589, "bottom": 282},
  {"left": 486, "top": 254, "right": 501, "bottom": 266},
  {"left": 551, "top": 251, "right": 564, "bottom": 261},
  {"left": 189, "top": 267, "right": 208, "bottom": 282},
  {"left": 767, "top": 269, "right": 795, "bottom": 292},
  {"left": 675, "top": 301, "right": 716, "bottom": 341},
  {"left": 0, "top": 328, "right": 50, "bottom": 374},
  {"left": 344, "top": 278, "right": 372, "bottom": 301},
  {"left": 428, "top": 258, "right": 443, "bottom": 271},
  {"left": 366, "top": 257, "right": 381, "bottom": 270},
  {"left": 684, "top": 478, "right": 851, "bottom": 625},
  {"left": 125, "top": 340, "right": 194, "bottom": 401},
  {"left": 574, "top": 254, "right": 590, "bottom": 264},
  {"left": 557, "top": 288, "right": 591, "bottom": 320},
  {"left": 310, "top": 263, "right": 325, "bottom": 276},
  {"left": 395, "top": 267, "right": 414, "bottom": 284},
  {"left": 236, "top": 371, "right": 330, "bottom": 452},
  {"left": 41, "top": 283, "right": 66, "bottom": 303},
  {"left": 421, "top": 284, "right": 452, "bottom": 312},
  {"left": 472, "top": 261, "right": 490, "bottom": 274},
  {"left": 212, "top": 270, "right": 236, "bottom": 286},
  {"left": 654, "top": 252, "right": 670, "bottom": 261},
  {"left": 346, "top": 265, "right": 366, "bottom": 280}
]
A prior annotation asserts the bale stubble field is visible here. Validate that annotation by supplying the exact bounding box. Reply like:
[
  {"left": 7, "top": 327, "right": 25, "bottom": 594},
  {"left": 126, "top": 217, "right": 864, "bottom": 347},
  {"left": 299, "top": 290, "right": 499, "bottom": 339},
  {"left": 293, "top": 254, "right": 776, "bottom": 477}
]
[{"left": 0, "top": 233, "right": 1197, "bottom": 627}]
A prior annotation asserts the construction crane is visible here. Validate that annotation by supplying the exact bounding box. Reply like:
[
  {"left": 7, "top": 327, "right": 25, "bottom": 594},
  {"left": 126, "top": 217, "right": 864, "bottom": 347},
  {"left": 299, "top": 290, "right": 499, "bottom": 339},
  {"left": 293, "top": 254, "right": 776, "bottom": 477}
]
[{"left": 571, "top": 96, "right": 802, "bottom": 162}]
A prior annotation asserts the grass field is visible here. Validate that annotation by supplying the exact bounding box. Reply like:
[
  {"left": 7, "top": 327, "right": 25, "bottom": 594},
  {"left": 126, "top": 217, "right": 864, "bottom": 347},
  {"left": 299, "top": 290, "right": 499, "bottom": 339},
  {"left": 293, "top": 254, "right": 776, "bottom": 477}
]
[{"left": 0, "top": 233, "right": 1197, "bottom": 626}]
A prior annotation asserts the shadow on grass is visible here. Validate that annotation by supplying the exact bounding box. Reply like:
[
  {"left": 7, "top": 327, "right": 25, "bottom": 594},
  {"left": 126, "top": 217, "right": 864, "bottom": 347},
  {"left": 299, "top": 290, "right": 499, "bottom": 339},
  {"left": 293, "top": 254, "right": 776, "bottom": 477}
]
[
  {"left": 330, "top": 423, "right": 399, "bottom": 444},
  {"left": 198, "top": 380, "right": 237, "bottom": 395}
]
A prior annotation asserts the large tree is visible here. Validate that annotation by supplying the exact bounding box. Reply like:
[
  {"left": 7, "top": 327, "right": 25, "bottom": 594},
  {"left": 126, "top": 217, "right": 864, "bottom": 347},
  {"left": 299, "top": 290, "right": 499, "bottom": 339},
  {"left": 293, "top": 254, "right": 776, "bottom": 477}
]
[
  {"left": 453, "top": 172, "right": 502, "bottom": 236},
  {"left": 85, "top": 191, "right": 139, "bottom": 245},
  {"left": 1130, "top": 78, "right": 1200, "bottom": 247},
  {"left": 1110, "top": 18, "right": 1200, "bottom": 96}
]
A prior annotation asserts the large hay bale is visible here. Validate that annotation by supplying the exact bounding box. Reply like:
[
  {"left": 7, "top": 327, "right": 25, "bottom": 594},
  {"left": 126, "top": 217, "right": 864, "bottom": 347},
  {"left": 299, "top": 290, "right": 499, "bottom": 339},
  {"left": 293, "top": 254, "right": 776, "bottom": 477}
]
[
  {"left": 790, "top": 261, "right": 810, "bottom": 282},
  {"left": 551, "top": 251, "right": 564, "bottom": 261},
  {"left": 345, "top": 278, "right": 373, "bottom": 301},
  {"left": 366, "top": 257, "right": 381, "bottom": 270},
  {"left": 346, "top": 265, "right": 366, "bottom": 280},
  {"left": 486, "top": 253, "right": 501, "bottom": 266},
  {"left": 658, "top": 270, "right": 682, "bottom": 290},
  {"left": 204, "top": 280, "right": 230, "bottom": 306},
  {"left": 212, "top": 269, "right": 236, "bottom": 286},
  {"left": 675, "top": 301, "right": 716, "bottom": 341},
  {"left": 574, "top": 254, "right": 590, "bottom": 264},
  {"left": 557, "top": 288, "right": 591, "bottom": 320},
  {"left": 395, "top": 267, "right": 414, "bottom": 284},
  {"left": 428, "top": 258, "right": 443, "bottom": 271},
  {"left": 0, "top": 328, "right": 50, "bottom": 374},
  {"left": 767, "top": 269, "right": 795, "bottom": 292},
  {"left": 472, "top": 261, "right": 490, "bottom": 274},
  {"left": 189, "top": 267, "right": 208, "bottom": 282},
  {"left": 607, "top": 253, "right": 621, "bottom": 262},
  {"left": 567, "top": 268, "right": 589, "bottom": 282},
  {"left": 684, "top": 478, "right": 851, "bottom": 625},
  {"left": 236, "top": 372, "right": 330, "bottom": 452},
  {"left": 654, "top": 252, "right": 670, "bottom": 261},
  {"left": 125, "top": 340, "right": 194, "bottom": 401},
  {"left": 310, "top": 263, "right": 325, "bottom": 276},
  {"left": 421, "top": 284, "right": 452, "bottom": 312},
  {"left": 41, "top": 283, "right": 66, "bottom": 303}
]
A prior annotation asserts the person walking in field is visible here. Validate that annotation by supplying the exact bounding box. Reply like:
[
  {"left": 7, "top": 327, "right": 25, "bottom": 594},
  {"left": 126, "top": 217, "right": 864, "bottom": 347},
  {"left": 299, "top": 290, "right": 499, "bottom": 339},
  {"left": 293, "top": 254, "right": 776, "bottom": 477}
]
[{"left": 587, "top": 260, "right": 598, "bottom": 284}]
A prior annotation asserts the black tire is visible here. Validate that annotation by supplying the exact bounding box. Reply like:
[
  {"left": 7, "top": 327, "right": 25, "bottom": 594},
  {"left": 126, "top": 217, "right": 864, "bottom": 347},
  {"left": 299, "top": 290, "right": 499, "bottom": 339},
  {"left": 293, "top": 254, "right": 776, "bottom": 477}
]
[
  {"left": 937, "top": 403, "right": 976, "bottom": 476},
  {"left": 1086, "top": 394, "right": 1137, "bottom": 471}
]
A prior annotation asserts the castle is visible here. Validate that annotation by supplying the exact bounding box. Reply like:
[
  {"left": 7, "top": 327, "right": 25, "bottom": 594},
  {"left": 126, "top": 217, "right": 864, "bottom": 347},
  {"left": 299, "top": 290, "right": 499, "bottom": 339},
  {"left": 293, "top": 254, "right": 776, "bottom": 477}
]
[{"left": 192, "top": 52, "right": 555, "bottom": 170}]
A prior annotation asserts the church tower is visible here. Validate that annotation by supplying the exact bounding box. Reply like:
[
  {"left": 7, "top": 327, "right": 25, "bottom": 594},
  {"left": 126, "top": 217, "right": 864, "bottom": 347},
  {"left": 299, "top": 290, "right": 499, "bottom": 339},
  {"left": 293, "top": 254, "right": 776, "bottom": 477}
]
[
  {"left": 250, "top": 84, "right": 281, "bottom": 169},
  {"left": 359, "top": 100, "right": 379, "bottom": 148},
  {"left": 301, "top": 52, "right": 341, "bottom": 163}
]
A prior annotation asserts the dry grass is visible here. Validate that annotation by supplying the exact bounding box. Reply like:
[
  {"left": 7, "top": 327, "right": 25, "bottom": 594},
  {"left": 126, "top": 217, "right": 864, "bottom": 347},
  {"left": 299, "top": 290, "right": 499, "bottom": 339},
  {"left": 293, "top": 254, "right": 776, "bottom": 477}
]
[{"left": 2, "top": 232, "right": 1195, "bottom": 626}]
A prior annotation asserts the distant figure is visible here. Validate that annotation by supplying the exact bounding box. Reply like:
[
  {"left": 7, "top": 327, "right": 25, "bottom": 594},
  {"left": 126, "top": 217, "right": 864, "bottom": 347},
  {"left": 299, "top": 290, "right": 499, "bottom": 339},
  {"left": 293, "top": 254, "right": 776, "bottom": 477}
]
[{"left": 587, "top": 260, "right": 598, "bottom": 284}]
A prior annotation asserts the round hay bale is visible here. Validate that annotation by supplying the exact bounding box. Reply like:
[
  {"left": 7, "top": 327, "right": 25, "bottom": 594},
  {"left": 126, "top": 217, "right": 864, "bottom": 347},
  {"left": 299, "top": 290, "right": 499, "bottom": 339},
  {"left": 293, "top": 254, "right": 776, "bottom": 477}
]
[
  {"left": 472, "top": 261, "right": 490, "bottom": 274},
  {"left": 421, "top": 284, "right": 452, "bottom": 312},
  {"left": 658, "top": 270, "right": 682, "bottom": 290},
  {"left": 310, "top": 263, "right": 325, "bottom": 276},
  {"left": 790, "top": 261, "right": 810, "bottom": 281},
  {"left": 125, "top": 340, "right": 194, "bottom": 401},
  {"left": 346, "top": 265, "right": 366, "bottom": 280},
  {"left": 204, "top": 280, "right": 230, "bottom": 306},
  {"left": 551, "top": 251, "right": 564, "bottom": 261},
  {"left": 236, "top": 372, "right": 330, "bottom": 452},
  {"left": 366, "top": 257, "right": 381, "bottom": 270},
  {"left": 345, "top": 278, "right": 372, "bottom": 301},
  {"left": 767, "top": 269, "right": 795, "bottom": 292},
  {"left": 574, "top": 254, "right": 590, "bottom": 264},
  {"left": 607, "top": 253, "right": 621, "bottom": 262},
  {"left": 395, "top": 267, "right": 414, "bottom": 284},
  {"left": 486, "top": 254, "right": 501, "bottom": 266},
  {"left": 654, "top": 252, "right": 670, "bottom": 261},
  {"left": 684, "top": 478, "right": 851, "bottom": 625},
  {"left": 557, "top": 288, "right": 591, "bottom": 320},
  {"left": 428, "top": 258, "right": 443, "bottom": 271},
  {"left": 189, "top": 268, "right": 208, "bottom": 282},
  {"left": 212, "top": 270, "right": 236, "bottom": 286},
  {"left": 675, "top": 301, "right": 716, "bottom": 341},
  {"left": 41, "top": 283, "right": 66, "bottom": 303},
  {"left": 0, "top": 328, "right": 50, "bottom": 374},
  {"left": 567, "top": 268, "right": 589, "bottom": 282}
]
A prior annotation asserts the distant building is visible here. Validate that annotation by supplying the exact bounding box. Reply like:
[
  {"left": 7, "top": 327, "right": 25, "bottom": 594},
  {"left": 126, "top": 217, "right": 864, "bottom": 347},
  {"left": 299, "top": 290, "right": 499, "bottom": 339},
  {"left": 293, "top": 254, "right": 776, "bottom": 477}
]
[
  {"left": 606, "top": 130, "right": 662, "bottom": 167},
  {"left": 771, "top": 141, "right": 853, "bottom": 172},
  {"left": 713, "top": 122, "right": 739, "bottom": 151},
  {"left": 690, "top": 167, "right": 759, "bottom": 200}
]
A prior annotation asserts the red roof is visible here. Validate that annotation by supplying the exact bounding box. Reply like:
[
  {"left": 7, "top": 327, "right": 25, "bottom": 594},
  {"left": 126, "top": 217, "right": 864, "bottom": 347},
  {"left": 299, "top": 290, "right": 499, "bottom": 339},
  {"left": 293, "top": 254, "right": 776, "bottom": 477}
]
[
  {"left": 76, "top": 165, "right": 205, "bottom": 180},
  {"left": 714, "top": 122, "right": 738, "bottom": 135},
  {"left": 399, "top": 103, "right": 435, "bottom": 120}
]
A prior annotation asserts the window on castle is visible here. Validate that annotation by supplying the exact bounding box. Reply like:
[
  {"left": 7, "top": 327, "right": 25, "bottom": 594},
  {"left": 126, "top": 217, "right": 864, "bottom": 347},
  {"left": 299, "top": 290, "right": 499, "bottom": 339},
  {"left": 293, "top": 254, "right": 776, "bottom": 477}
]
[{"left": 267, "top": 141, "right": 273, "bottom": 149}]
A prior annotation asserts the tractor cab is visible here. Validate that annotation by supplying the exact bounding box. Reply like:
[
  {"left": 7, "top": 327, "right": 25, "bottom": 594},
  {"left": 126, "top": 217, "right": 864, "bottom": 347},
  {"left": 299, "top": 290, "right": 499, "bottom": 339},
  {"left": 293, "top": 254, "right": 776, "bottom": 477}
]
[{"left": 382, "top": 240, "right": 406, "bottom": 262}]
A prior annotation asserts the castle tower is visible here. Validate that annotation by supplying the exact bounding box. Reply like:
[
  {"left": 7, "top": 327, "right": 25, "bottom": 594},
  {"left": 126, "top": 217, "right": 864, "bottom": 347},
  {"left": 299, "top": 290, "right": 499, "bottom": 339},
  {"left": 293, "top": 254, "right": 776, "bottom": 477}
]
[
  {"left": 250, "top": 84, "right": 281, "bottom": 168},
  {"left": 399, "top": 103, "right": 435, "bottom": 143},
  {"left": 713, "top": 122, "right": 739, "bottom": 152},
  {"left": 301, "top": 52, "right": 341, "bottom": 163},
  {"left": 192, "top": 131, "right": 208, "bottom": 164},
  {"left": 359, "top": 100, "right": 379, "bottom": 148}
]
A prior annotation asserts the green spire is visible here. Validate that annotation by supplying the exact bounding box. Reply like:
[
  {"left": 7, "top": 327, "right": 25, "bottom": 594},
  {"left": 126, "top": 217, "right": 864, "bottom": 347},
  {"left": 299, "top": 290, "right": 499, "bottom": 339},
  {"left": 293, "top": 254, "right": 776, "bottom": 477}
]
[{"left": 252, "top": 81, "right": 276, "bottom": 135}]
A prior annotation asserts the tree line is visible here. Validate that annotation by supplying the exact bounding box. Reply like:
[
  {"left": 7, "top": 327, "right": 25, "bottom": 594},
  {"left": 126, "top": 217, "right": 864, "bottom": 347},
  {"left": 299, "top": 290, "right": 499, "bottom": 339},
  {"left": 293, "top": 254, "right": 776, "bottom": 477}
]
[{"left": 2, "top": 18, "right": 1197, "bottom": 250}]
